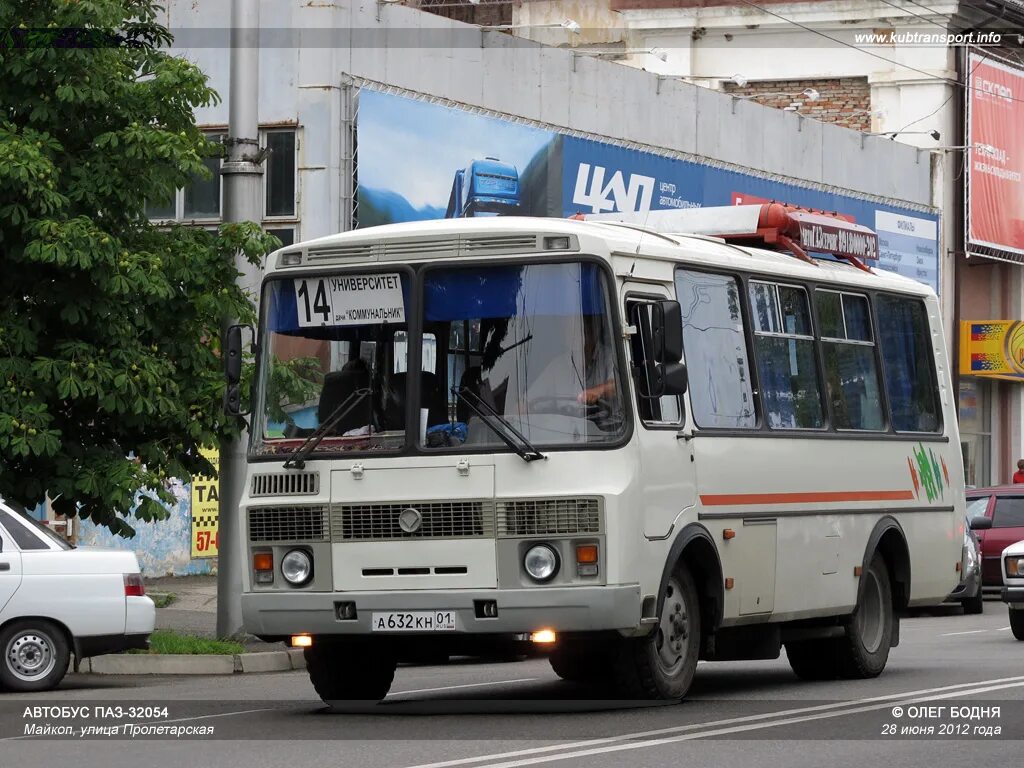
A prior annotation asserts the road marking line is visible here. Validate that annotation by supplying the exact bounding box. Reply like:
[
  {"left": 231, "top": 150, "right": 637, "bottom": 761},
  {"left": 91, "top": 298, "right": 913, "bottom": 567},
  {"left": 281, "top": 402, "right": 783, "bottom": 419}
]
[
  {"left": 0, "top": 707, "right": 274, "bottom": 742},
  {"left": 940, "top": 630, "right": 989, "bottom": 636},
  {"left": 453, "top": 679, "right": 1024, "bottom": 768},
  {"left": 997, "top": 627, "right": 1012, "bottom": 631},
  {"left": 391, "top": 679, "right": 539, "bottom": 697},
  {"left": 403, "top": 674, "right": 1024, "bottom": 768}
]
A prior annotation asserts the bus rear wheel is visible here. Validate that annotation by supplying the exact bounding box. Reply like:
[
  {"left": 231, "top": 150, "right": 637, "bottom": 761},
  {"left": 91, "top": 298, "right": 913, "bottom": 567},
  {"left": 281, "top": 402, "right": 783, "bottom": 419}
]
[
  {"left": 612, "top": 564, "right": 701, "bottom": 700},
  {"left": 835, "top": 554, "right": 894, "bottom": 678},
  {"left": 787, "top": 554, "right": 894, "bottom": 681},
  {"left": 305, "top": 640, "right": 397, "bottom": 704}
]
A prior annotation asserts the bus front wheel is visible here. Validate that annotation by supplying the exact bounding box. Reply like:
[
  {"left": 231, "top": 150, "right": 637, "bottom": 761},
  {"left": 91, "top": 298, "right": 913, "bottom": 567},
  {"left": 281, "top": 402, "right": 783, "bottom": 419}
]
[
  {"left": 305, "top": 640, "right": 397, "bottom": 704},
  {"left": 613, "top": 563, "right": 701, "bottom": 699}
]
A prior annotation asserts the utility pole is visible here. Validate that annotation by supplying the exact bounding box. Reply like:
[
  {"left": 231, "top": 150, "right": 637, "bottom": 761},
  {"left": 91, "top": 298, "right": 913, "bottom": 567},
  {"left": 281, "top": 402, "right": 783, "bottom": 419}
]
[{"left": 218, "top": 0, "right": 263, "bottom": 639}]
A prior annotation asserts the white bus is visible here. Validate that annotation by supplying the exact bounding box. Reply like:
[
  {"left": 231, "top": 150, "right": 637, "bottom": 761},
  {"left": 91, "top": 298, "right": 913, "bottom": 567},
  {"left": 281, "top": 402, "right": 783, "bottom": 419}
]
[{"left": 227, "top": 205, "right": 965, "bottom": 703}]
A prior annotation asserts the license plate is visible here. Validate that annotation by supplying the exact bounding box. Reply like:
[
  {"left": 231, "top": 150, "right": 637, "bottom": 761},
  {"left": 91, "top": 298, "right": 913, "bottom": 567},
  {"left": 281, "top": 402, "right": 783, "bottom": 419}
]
[{"left": 371, "top": 611, "right": 459, "bottom": 632}]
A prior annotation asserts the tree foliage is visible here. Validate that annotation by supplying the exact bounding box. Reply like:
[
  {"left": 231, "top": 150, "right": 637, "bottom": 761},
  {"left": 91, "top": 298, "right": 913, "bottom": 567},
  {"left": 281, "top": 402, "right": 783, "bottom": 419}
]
[{"left": 0, "top": 0, "right": 279, "bottom": 535}]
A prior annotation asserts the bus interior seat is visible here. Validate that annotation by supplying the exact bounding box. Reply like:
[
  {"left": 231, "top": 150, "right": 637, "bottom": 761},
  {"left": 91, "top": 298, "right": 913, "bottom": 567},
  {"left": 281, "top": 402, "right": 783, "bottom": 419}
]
[
  {"left": 318, "top": 369, "right": 371, "bottom": 435},
  {"left": 383, "top": 371, "right": 446, "bottom": 430}
]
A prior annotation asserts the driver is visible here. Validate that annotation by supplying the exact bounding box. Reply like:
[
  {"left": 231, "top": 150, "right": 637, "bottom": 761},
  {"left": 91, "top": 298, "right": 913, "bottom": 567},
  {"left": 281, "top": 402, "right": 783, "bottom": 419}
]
[{"left": 576, "top": 313, "right": 616, "bottom": 406}]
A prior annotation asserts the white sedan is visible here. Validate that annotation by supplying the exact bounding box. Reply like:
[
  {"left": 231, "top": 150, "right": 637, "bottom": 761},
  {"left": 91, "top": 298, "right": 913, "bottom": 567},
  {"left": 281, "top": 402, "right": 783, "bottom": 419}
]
[
  {"left": 0, "top": 497, "right": 155, "bottom": 691},
  {"left": 1002, "top": 539, "right": 1024, "bottom": 641}
]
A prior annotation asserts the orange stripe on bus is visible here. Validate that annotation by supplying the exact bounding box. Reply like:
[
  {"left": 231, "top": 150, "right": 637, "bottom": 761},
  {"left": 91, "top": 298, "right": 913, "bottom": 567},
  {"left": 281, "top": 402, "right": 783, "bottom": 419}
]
[{"left": 699, "top": 489, "right": 916, "bottom": 506}]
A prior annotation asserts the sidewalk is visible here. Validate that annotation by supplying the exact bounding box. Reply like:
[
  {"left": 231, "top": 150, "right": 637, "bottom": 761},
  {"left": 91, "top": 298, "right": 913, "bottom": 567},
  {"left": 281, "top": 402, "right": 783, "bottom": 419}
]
[{"left": 145, "top": 575, "right": 279, "bottom": 651}]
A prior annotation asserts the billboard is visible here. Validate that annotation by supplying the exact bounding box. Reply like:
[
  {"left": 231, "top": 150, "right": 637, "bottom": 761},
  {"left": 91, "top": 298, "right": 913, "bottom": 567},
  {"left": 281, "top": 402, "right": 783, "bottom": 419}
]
[
  {"left": 967, "top": 53, "right": 1024, "bottom": 257},
  {"left": 958, "top": 321, "right": 1024, "bottom": 380},
  {"left": 356, "top": 89, "right": 940, "bottom": 291}
]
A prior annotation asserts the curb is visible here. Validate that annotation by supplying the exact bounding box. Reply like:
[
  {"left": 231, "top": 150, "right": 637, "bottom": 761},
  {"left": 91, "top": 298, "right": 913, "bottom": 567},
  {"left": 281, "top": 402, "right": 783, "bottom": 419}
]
[{"left": 83, "top": 649, "right": 306, "bottom": 675}]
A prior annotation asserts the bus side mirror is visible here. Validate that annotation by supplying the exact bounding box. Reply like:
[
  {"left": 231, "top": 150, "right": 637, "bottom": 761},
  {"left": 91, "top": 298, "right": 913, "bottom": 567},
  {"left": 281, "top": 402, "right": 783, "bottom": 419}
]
[
  {"left": 224, "top": 324, "right": 247, "bottom": 385},
  {"left": 223, "top": 324, "right": 253, "bottom": 417},
  {"left": 652, "top": 301, "right": 683, "bottom": 363},
  {"left": 968, "top": 515, "right": 992, "bottom": 531}
]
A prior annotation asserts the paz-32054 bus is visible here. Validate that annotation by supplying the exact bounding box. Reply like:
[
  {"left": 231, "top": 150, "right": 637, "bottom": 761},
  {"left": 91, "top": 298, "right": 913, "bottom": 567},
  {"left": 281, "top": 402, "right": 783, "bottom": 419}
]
[{"left": 225, "top": 204, "right": 964, "bottom": 703}]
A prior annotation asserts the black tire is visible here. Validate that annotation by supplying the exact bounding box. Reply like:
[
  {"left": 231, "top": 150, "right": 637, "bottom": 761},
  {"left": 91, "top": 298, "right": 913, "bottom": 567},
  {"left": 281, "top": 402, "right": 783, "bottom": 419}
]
[
  {"left": 549, "top": 640, "right": 614, "bottom": 683},
  {"left": 785, "top": 639, "right": 841, "bottom": 681},
  {"left": 612, "top": 564, "right": 701, "bottom": 699},
  {"left": 0, "top": 619, "right": 71, "bottom": 692},
  {"left": 835, "top": 554, "right": 894, "bottom": 679},
  {"left": 1010, "top": 609, "right": 1024, "bottom": 641},
  {"left": 305, "top": 641, "right": 397, "bottom": 703},
  {"left": 962, "top": 586, "right": 984, "bottom": 616}
]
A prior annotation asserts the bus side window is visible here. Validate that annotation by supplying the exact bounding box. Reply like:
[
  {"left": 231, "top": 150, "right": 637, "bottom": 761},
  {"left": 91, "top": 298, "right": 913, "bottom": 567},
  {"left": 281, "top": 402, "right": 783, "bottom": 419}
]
[
  {"left": 627, "top": 301, "right": 682, "bottom": 426},
  {"left": 875, "top": 295, "right": 941, "bottom": 433}
]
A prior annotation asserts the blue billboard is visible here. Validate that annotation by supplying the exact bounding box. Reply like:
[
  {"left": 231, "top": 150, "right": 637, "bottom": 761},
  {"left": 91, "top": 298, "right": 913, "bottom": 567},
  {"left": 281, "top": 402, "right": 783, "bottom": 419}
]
[{"left": 355, "top": 89, "right": 940, "bottom": 293}]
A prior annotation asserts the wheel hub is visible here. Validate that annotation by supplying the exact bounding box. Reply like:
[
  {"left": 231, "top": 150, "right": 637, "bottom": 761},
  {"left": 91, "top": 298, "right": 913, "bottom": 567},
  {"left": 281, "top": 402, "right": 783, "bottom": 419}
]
[
  {"left": 6, "top": 633, "right": 56, "bottom": 681},
  {"left": 656, "top": 578, "right": 690, "bottom": 674}
]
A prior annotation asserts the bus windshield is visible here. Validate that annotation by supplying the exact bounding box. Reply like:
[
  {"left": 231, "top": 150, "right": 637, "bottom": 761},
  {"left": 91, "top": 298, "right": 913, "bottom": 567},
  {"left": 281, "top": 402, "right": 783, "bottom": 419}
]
[
  {"left": 252, "top": 262, "right": 626, "bottom": 458},
  {"left": 253, "top": 272, "right": 413, "bottom": 457},
  {"left": 421, "top": 261, "right": 626, "bottom": 450}
]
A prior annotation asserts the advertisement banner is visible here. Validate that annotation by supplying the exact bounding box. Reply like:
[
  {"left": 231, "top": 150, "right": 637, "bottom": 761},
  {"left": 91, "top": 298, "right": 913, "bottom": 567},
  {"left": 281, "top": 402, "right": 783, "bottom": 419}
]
[
  {"left": 190, "top": 447, "right": 219, "bottom": 559},
  {"left": 958, "top": 321, "right": 1024, "bottom": 379},
  {"left": 967, "top": 53, "right": 1024, "bottom": 256},
  {"left": 356, "top": 89, "right": 940, "bottom": 292}
]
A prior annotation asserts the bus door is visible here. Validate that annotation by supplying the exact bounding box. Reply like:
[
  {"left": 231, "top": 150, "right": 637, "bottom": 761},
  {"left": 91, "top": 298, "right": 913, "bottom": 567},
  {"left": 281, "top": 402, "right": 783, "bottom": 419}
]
[{"left": 623, "top": 285, "right": 697, "bottom": 540}]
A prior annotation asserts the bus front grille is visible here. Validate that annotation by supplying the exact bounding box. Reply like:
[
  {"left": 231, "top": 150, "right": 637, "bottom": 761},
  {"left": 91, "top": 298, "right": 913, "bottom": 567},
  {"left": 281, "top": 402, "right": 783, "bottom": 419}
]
[
  {"left": 248, "top": 505, "right": 330, "bottom": 543},
  {"left": 330, "top": 500, "right": 495, "bottom": 541},
  {"left": 496, "top": 497, "right": 603, "bottom": 537},
  {"left": 251, "top": 471, "right": 320, "bottom": 497}
]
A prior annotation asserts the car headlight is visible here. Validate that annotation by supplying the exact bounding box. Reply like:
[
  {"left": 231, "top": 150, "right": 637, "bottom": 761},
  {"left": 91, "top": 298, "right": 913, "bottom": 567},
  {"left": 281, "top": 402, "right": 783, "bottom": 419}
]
[
  {"left": 281, "top": 549, "right": 313, "bottom": 585},
  {"left": 964, "top": 534, "right": 977, "bottom": 569},
  {"left": 524, "top": 544, "right": 559, "bottom": 582},
  {"left": 1007, "top": 556, "right": 1024, "bottom": 578}
]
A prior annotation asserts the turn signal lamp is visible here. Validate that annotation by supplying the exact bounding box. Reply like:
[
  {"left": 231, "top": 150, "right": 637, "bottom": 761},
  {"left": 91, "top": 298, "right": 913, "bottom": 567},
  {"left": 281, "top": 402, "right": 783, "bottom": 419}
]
[
  {"left": 1008, "top": 556, "right": 1023, "bottom": 577},
  {"left": 291, "top": 635, "right": 313, "bottom": 648},
  {"left": 530, "top": 629, "right": 557, "bottom": 644},
  {"left": 576, "top": 544, "right": 599, "bottom": 577},
  {"left": 254, "top": 552, "right": 274, "bottom": 584}
]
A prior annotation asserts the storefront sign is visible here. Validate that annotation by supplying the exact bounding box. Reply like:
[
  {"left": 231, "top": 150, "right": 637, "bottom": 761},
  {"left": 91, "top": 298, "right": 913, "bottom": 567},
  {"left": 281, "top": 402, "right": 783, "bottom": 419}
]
[
  {"left": 959, "top": 321, "right": 1024, "bottom": 378},
  {"left": 967, "top": 53, "right": 1024, "bottom": 257},
  {"left": 190, "top": 447, "right": 219, "bottom": 559}
]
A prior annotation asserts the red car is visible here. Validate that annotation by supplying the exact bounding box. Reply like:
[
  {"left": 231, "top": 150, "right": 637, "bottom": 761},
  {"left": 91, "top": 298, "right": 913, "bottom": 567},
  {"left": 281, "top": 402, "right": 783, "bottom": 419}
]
[{"left": 966, "top": 486, "right": 1024, "bottom": 587}]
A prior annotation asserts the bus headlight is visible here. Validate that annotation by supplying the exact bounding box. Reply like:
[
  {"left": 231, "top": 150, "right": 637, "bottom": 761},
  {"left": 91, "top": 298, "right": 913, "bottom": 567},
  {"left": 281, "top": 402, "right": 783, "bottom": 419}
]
[
  {"left": 282, "top": 549, "right": 313, "bottom": 585},
  {"left": 524, "top": 544, "right": 559, "bottom": 582}
]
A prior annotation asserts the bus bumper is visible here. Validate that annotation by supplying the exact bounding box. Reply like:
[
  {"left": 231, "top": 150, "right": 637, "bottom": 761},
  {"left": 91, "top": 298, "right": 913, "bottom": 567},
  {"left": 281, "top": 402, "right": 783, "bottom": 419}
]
[{"left": 241, "top": 585, "right": 642, "bottom": 636}]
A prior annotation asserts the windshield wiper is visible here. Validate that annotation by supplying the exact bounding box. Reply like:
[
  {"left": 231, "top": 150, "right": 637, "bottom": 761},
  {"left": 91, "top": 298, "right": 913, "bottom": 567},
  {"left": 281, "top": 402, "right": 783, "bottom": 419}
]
[
  {"left": 283, "top": 387, "right": 370, "bottom": 470},
  {"left": 451, "top": 386, "right": 545, "bottom": 462}
]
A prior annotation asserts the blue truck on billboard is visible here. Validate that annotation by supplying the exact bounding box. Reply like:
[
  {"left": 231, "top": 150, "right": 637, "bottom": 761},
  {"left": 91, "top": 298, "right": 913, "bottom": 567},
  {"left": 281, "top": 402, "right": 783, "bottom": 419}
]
[{"left": 445, "top": 157, "right": 522, "bottom": 218}]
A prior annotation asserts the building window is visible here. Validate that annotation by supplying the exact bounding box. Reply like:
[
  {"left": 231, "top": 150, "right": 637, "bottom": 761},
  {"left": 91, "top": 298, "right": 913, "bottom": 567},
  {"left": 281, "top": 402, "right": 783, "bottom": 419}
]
[
  {"left": 816, "top": 290, "right": 884, "bottom": 431},
  {"left": 749, "top": 281, "right": 823, "bottom": 430},
  {"left": 266, "top": 228, "right": 295, "bottom": 248},
  {"left": 265, "top": 130, "right": 297, "bottom": 218},
  {"left": 147, "top": 128, "right": 297, "bottom": 225},
  {"left": 959, "top": 379, "right": 991, "bottom": 487},
  {"left": 675, "top": 269, "right": 755, "bottom": 429}
]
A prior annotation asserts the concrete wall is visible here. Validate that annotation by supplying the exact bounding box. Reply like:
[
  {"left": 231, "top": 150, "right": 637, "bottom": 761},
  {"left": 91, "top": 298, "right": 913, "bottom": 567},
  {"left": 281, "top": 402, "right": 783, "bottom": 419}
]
[{"left": 77, "top": 482, "right": 215, "bottom": 577}]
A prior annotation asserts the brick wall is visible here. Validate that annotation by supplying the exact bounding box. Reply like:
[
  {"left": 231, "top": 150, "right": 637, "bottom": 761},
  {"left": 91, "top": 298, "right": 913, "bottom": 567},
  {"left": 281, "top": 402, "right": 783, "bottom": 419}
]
[
  {"left": 416, "top": 0, "right": 512, "bottom": 26},
  {"left": 721, "top": 77, "right": 873, "bottom": 131}
]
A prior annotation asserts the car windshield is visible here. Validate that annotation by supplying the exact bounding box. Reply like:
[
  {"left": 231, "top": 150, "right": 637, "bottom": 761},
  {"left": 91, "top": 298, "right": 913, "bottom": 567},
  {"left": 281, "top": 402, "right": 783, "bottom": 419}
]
[
  {"left": 253, "top": 272, "right": 412, "bottom": 457},
  {"left": 419, "top": 261, "right": 626, "bottom": 450},
  {"left": 0, "top": 499, "right": 72, "bottom": 550}
]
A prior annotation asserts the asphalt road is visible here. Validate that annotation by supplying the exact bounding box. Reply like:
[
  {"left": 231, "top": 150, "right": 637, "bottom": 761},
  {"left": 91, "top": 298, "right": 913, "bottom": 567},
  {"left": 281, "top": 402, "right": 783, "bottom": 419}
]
[{"left": 2, "top": 600, "right": 1023, "bottom": 768}]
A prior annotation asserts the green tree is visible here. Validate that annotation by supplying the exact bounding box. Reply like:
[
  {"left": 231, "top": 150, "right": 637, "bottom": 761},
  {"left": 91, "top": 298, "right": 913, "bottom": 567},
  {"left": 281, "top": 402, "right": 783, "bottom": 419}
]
[{"left": 0, "top": 1, "right": 278, "bottom": 535}]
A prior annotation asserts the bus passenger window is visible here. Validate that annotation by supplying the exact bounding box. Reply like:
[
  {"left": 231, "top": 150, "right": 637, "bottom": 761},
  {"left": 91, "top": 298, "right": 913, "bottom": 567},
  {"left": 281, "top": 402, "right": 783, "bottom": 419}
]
[
  {"left": 674, "top": 270, "right": 755, "bottom": 429},
  {"left": 816, "top": 291, "right": 885, "bottom": 431},
  {"left": 627, "top": 301, "right": 682, "bottom": 425},
  {"left": 749, "top": 281, "right": 823, "bottom": 430},
  {"left": 875, "top": 296, "right": 941, "bottom": 433}
]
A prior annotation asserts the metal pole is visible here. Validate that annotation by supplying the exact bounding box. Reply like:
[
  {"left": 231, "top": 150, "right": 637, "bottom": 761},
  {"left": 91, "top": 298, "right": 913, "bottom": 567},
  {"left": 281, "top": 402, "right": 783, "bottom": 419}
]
[{"left": 218, "top": 0, "right": 263, "bottom": 639}]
